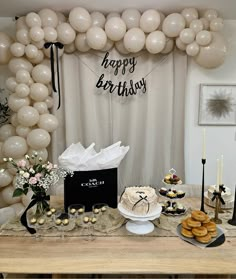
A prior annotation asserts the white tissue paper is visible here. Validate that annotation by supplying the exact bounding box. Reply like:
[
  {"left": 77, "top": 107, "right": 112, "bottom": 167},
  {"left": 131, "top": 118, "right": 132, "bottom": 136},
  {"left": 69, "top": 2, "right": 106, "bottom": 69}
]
[{"left": 58, "top": 142, "right": 129, "bottom": 171}]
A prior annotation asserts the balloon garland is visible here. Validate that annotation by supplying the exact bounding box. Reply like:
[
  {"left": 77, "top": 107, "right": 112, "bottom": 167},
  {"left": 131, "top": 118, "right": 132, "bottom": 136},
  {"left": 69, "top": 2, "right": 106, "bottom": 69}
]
[{"left": 0, "top": 6, "right": 228, "bottom": 215}]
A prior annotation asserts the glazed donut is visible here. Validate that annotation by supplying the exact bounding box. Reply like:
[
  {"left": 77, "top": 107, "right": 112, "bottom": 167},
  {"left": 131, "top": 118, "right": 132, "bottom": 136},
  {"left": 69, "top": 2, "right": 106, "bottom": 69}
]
[
  {"left": 209, "top": 230, "right": 218, "bottom": 238},
  {"left": 192, "top": 226, "right": 208, "bottom": 237},
  {"left": 186, "top": 217, "right": 201, "bottom": 228},
  {"left": 191, "top": 210, "right": 207, "bottom": 222},
  {"left": 181, "top": 219, "right": 192, "bottom": 230},
  {"left": 195, "top": 233, "right": 212, "bottom": 244},
  {"left": 181, "top": 227, "right": 194, "bottom": 238},
  {"left": 203, "top": 221, "right": 217, "bottom": 232},
  {"left": 202, "top": 215, "right": 210, "bottom": 224}
]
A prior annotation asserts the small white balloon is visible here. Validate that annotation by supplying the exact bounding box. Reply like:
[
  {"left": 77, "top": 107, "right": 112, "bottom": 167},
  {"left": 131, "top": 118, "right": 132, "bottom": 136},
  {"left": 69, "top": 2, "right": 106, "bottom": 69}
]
[
  {"left": 69, "top": 7, "right": 92, "bottom": 32},
  {"left": 25, "top": 12, "right": 42, "bottom": 28},
  {"left": 162, "top": 13, "right": 186, "bottom": 37},
  {"left": 186, "top": 41, "right": 200, "bottom": 56},
  {"left": 91, "top": 11, "right": 106, "bottom": 28},
  {"left": 86, "top": 27, "right": 107, "bottom": 50},
  {"left": 210, "top": 18, "right": 224, "bottom": 32},
  {"left": 121, "top": 9, "right": 141, "bottom": 30},
  {"left": 16, "top": 29, "right": 31, "bottom": 45},
  {"left": 2, "top": 136, "right": 28, "bottom": 158},
  {"left": 204, "top": 9, "right": 218, "bottom": 21},
  {"left": 105, "top": 17, "right": 127, "bottom": 41},
  {"left": 8, "top": 57, "right": 33, "bottom": 74},
  {"left": 200, "top": 18, "right": 210, "bottom": 30},
  {"left": 157, "top": 12, "right": 166, "bottom": 31},
  {"left": 57, "top": 22, "right": 76, "bottom": 45},
  {"left": 101, "top": 38, "right": 114, "bottom": 51},
  {"left": 28, "top": 49, "right": 44, "bottom": 65},
  {"left": 10, "top": 42, "right": 25, "bottom": 57},
  {"left": 17, "top": 105, "right": 40, "bottom": 127},
  {"left": 10, "top": 113, "right": 19, "bottom": 127},
  {"left": 38, "top": 113, "right": 59, "bottom": 132},
  {"left": 25, "top": 44, "right": 39, "bottom": 59},
  {"left": 29, "top": 26, "right": 45, "bottom": 42},
  {"left": 75, "top": 33, "right": 90, "bottom": 52},
  {"left": 32, "top": 64, "right": 51, "bottom": 84},
  {"left": 56, "top": 12, "right": 67, "bottom": 24},
  {"left": 0, "top": 124, "right": 16, "bottom": 141},
  {"left": 31, "top": 39, "right": 45, "bottom": 49},
  {"left": 15, "top": 83, "right": 30, "bottom": 98},
  {"left": 8, "top": 94, "right": 30, "bottom": 112},
  {"left": 45, "top": 96, "right": 54, "bottom": 109},
  {"left": 123, "top": 28, "right": 145, "bottom": 53},
  {"left": 175, "top": 37, "right": 187, "bottom": 51},
  {"left": 140, "top": 9, "right": 161, "bottom": 33},
  {"left": 161, "top": 37, "right": 174, "bottom": 54},
  {"left": 145, "top": 31, "right": 166, "bottom": 54},
  {"left": 33, "top": 102, "right": 49, "bottom": 114},
  {"left": 30, "top": 83, "right": 49, "bottom": 101},
  {"left": 106, "top": 12, "right": 120, "bottom": 20},
  {"left": 115, "top": 40, "right": 130, "bottom": 54},
  {"left": 27, "top": 128, "right": 51, "bottom": 149},
  {"left": 43, "top": 27, "right": 57, "bottom": 42},
  {"left": 43, "top": 45, "right": 64, "bottom": 59},
  {"left": 190, "top": 19, "right": 204, "bottom": 34},
  {"left": 16, "top": 69, "right": 31, "bottom": 83},
  {"left": 0, "top": 170, "right": 13, "bottom": 188},
  {"left": 196, "top": 30, "right": 212, "bottom": 46},
  {"left": 16, "top": 125, "right": 31, "bottom": 138},
  {"left": 38, "top": 8, "right": 59, "bottom": 28},
  {"left": 5, "top": 77, "right": 18, "bottom": 92},
  {"left": 64, "top": 42, "right": 76, "bottom": 54},
  {"left": 179, "top": 28, "right": 195, "bottom": 44},
  {"left": 181, "top": 8, "right": 199, "bottom": 27},
  {"left": 16, "top": 16, "right": 28, "bottom": 30}
]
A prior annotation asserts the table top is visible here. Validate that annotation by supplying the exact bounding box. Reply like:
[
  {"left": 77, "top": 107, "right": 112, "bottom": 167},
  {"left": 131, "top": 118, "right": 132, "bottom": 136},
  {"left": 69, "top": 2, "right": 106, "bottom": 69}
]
[{"left": 0, "top": 196, "right": 236, "bottom": 275}]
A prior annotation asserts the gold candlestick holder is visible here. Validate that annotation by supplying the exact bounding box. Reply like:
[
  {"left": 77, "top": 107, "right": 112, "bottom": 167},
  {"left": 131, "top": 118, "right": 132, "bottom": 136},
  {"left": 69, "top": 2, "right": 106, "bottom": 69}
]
[
  {"left": 218, "top": 184, "right": 225, "bottom": 213},
  {"left": 211, "top": 190, "right": 223, "bottom": 224}
]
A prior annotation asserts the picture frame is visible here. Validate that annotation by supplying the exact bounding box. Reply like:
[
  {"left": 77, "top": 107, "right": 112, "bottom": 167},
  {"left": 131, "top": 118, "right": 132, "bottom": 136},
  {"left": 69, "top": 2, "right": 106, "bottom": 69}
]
[{"left": 198, "top": 84, "right": 236, "bottom": 126}]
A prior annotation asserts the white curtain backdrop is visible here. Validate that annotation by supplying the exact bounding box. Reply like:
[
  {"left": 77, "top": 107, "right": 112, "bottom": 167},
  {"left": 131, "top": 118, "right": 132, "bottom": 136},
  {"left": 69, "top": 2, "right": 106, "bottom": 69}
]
[{"left": 52, "top": 48, "right": 187, "bottom": 194}]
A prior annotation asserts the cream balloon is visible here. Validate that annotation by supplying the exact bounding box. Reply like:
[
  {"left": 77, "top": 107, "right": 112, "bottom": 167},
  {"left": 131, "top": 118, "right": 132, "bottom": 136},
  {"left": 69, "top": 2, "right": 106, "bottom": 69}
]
[
  {"left": 64, "top": 42, "right": 76, "bottom": 54},
  {"left": 196, "top": 30, "right": 212, "bottom": 46},
  {"left": 43, "top": 27, "right": 57, "bottom": 42},
  {"left": 28, "top": 49, "right": 44, "bottom": 65},
  {"left": 57, "top": 22, "right": 76, "bottom": 45},
  {"left": 145, "top": 31, "right": 166, "bottom": 54},
  {"left": 16, "top": 125, "right": 31, "bottom": 138},
  {"left": 5, "top": 77, "right": 17, "bottom": 92},
  {"left": 200, "top": 18, "right": 210, "bottom": 30},
  {"left": 27, "top": 77, "right": 34, "bottom": 87},
  {"left": 38, "top": 114, "right": 59, "bottom": 132},
  {"left": 194, "top": 32, "right": 227, "bottom": 68},
  {"left": 33, "top": 102, "right": 48, "bottom": 114},
  {"left": 29, "top": 26, "right": 44, "bottom": 42},
  {"left": 15, "top": 83, "right": 30, "bottom": 98},
  {"left": 38, "top": 8, "right": 58, "bottom": 28},
  {"left": 190, "top": 19, "right": 204, "bottom": 34},
  {"left": 0, "top": 170, "right": 13, "bottom": 188},
  {"left": 75, "top": 33, "right": 90, "bottom": 52},
  {"left": 8, "top": 94, "right": 30, "bottom": 112},
  {"left": 25, "top": 12, "right": 42, "bottom": 28},
  {"left": 8, "top": 57, "right": 33, "bottom": 74},
  {"left": 210, "top": 18, "right": 224, "bottom": 32},
  {"left": 16, "top": 16, "right": 28, "bottom": 31},
  {"left": 123, "top": 28, "right": 145, "bottom": 53},
  {"left": 121, "top": 9, "right": 141, "bottom": 30},
  {"left": 32, "top": 64, "right": 51, "bottom": 84},
  {"left": 27, "top": 128, "right": 51, "bottom": 149},
  {"left": 175, "top": 37, "right": 187, "bottom": 51},
  {"left": 204, "top": 9, "right": 218, "bottom": 21},
  {"left": 31, "top": 39, "right": 45, "bottom": 49},
  {"left": 0, "top": 207, "right": 16, "bottom": 224},
  {"left": 25, "top": 44, "right": 38, "bottom": 59},
  {"left": 56, "top": 12, "right": 67, "bottom": 24},
  {"left": 140, "top": 9, "right": 161, "bottom": 33},
  {"left": 162, "top": 13, "right": 186, "bottom": 37},
  {"left": 1, "top": 186, "right": 21, "bottom": 205},
  {"left": 0, "top": 124, "right": 16, "bottom": 141},
  {"left": 16, "top": 29, "right": 31, "bottom": 45},
  {"left": 45, "top": 96, "right": 54, "bottom": 109},
  {"left": 91, "top": 11, "right": 106, "bottom": 28},
  {"left": 17, "top": 106, "right": 40, "bottom": 127},
  {"left": 30, "top": 83, "right": 49, "bottom": 101},
  {"left": 179, "top": 28, "right": 195, "bottom": 44},
  {"left": 28, "top": 148, "right": 48, "bottom": 164},
  {"left": 86, "top": 27, "right": 107, "bottom": 50},
  {"left": 105, "top": 17, "right": 126, "bottom": 41},
  {"left": 10, "top": 42, "right": 25, "bottom": 57},
  {"left": 161, "top": 37, "right": 174, "bottom": 54},
  {"left": 16, "top": 69, "right": 31, "bottom": 83},
  {"left": 9, "top": 202, "right": 25, "bottom": 217},
  {"left": 69, "top": 7, "right": 91, "bottom": 32},
  {"left": 21, "top": 189, "right": 33, "bottom": 207},
  {"left": 10, "top": 113, "right": 19, "bottom": 127},
  {"left": 43, "top": 45, "right": 64, "bottom": 58},
  {"left": 101, "top": 38, "right": 114, "bottom": 52},
  {"left": 106, "top": 12, "right": 120, "bottom": 20},
  {"left": 0, "top": 32, "right": 13, "bottom": 64},
  {"left": 158, "top": 12, "right": 166, "bottom": 31},
  {"left": 2, "top": 136, "right": 28, "bottom": 158},
  {"left": 0, "top": 142, "right": 4, "bottom": 163},
  {"left": 186, "top": 41, "right": 200, "bottom": 56},
  {"left": 115, "top": 40, "right": 130, "bottom": 54},
  {"left": 181, "top": 8, "right": 199, "bottom": 27}
]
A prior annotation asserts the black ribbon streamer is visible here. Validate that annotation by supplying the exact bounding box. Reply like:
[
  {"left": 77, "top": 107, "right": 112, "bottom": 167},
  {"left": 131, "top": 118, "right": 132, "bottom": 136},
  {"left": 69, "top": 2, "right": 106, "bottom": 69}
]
[
  {"left": 44, "top": 42, "right": 64, "bottom": 109},
  {"left": 132, "top": 195, "right": 150, "bottom": 214},
  {"left": 20, "top": 194, "right": 50, "bottom": 234},
  {"left": 211, "top": 190, "right": 225, "bottom": 205}
]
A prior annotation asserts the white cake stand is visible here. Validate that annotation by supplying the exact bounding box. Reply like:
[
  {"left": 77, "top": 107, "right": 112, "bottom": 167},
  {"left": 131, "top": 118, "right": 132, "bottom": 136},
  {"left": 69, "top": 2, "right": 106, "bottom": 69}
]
[{"left": 118, "top": 203, "right": 162, "bottom": 235}]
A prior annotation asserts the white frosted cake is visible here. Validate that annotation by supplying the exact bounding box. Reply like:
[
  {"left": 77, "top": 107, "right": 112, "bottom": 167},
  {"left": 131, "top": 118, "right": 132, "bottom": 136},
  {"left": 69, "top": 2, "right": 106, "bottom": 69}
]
[
  {"left": 120, "top": 186, "right": 158, "bottom": 216},
  {"left": 207, "top": 185, "right": 232, "bottom": 202}
]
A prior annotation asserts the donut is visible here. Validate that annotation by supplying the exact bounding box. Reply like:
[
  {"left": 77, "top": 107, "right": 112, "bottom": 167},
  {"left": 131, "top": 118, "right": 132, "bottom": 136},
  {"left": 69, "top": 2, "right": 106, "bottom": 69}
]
[
  {"left": 209, "top": 230, "right": 218, "bottom": 238},
  {"left": 202, "top": 215, "right": 210, "bottom": 224},
  {"left": 195, "top": 233, "right": 212, "bottom": 244},
  {"left": 186, "top": 217, "right": 201, "bottom": 228},
  {"left": 181, "top": 219, "right": 192, "bottom": 230},
  {"left": 192, "top": 226, "right": 208, "bottom": 237},
  {"left": 181, "top": 227, "right": 194, "bottom": 238},
  {"left": 191, "top": 210, "right": 207, "bottom": 222},
  {"left": 203, "top": 221, "right": 217, "bottom": 232}
]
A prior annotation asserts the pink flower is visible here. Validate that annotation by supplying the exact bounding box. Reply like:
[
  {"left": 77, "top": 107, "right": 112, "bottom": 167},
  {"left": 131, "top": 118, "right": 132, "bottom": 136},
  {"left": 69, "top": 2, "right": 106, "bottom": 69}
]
[
  {"left": 17, "top": 160, "right": 27, "bottom": 168},
  {"left": 35, "top": 173, "right": 42, "bottom": 180},
  {"left": 29, "top": 177, "right": 37, "bottom": 185}
]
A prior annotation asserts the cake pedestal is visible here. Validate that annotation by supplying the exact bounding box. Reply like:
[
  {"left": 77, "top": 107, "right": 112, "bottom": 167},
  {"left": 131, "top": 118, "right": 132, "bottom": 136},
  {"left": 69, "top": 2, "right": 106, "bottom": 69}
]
[{"left": 118, "top": 203, "right": 162, "bottom": 235}]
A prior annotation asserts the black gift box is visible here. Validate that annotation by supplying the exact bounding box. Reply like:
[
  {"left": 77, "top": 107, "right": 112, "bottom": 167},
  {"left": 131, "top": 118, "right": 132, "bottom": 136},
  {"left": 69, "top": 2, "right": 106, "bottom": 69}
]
[{"left": 64, "top": 168, "right": 118, "bottom": 212}]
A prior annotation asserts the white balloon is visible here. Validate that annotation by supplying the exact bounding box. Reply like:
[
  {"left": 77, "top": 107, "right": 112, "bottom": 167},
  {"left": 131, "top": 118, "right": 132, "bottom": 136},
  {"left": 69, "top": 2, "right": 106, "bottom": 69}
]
[
  {"left": 25, "top": 44, "right": 38, "bottom": 59},
  {"left": 69, "top": 7, "right": 91, "bottom": 32},
  {"left": 200, "top": 18, "right": 210, "bottom": 30},
  {"left": 175, "top": 37, "right": 187, "bottom": 51},
  {"left": 123, "top": 28, "right": 145, "bottom": 53},
  {"left": 16, "top": 17, "right": 28, "bottom": 30},
  {"left": 75, "top": 33, "right": 90, "bottom": 52},
  {"left": 161, "top": 37, "right": 174, "bottom": 54},
  {"left": 0, "top": 207, "right": 16, "bottom": 224},
  {"left": 190, "top": 19, "right": 204, "bottom": 34},
  {"left": 0, "top": 32, "right": 13, "bottom": 65},
  {"left": 10, "top": 113, "right": 19, "bottom": 127},
  {"left": 17, "top": 106, "right": 40, "bottom": 127},
  {"left": 101, "top": 38, "right": 114, "bottom": 51},
  {"left": 8, "top": 57, "right": 33, "bottom": 74},
  {"left": 38, "top": 8, "right": 58, "bottom": 28},
  {"left": 16, "top": 29, "right": 31, "bottom": 45},
  {"left": 9, "top": 202, "right": 25, "bottom": 217},
  {"left": 43, "top": 45, "right": 64, "bottom": 58},
  {"left": 91, "top": 11, "right": 106, "bottom": 28},
  {"left": 31, "top": 39, "right": 45, "bottom": 49},
  {"left": 162, "top": 13, "right": 186, "bottom": 37},
  {"left": 10, "top": 42, "right": 25, "bottom": 57},
  {"left": 45, "top": 96, "right": 54, "bottom": 109},
  {"left": 0, "top": 170, "right": 13, "bottom": 188},
  {"left": 5, "top": 77, "right": 17, "bottom": 92},
  {"left": 194, "top": 32, "right": 227, "bottom": 68},
  {"left": 115, "top": 40, "right": 130, "bottom": 54},
  {"left": 158, "top": 12, "right": 166, "bottom": 31},
  {"left": 186, "top": 41, "right": 200, "bottom": 56},
  {"left": 33, "top": 102, "right": 49, "bottom": 114},
  {"left": 29, "top": 26, "right": 45, "bottom": 42},
  {"left": 16, "top": 69, "right": 31, "bottom": 83},
  {"left": 64, "top": 42, "right": 76, "bottom": 54},
  {"left": 210, "top": 18, "right": 224, "bottom": 32},
  {"left": 181, "top": 8, "right": 199, "bottom": 27},
  {"left": 145, "top": 31, "right": 166, "bottom": 54},
  {"left": 27, "top": 77, "right": 34, "bottom": 87},
  {"left": 21, "top": 190, "right": 33, "bottom": 207},
  {"left": 8, "top": 94, "right": 30, "bottom": 112},
  {"left": 0, "top": 124, "right": 16, "bottom": 141},
  {"left": 1, "top": 186, "right": 21, "bottom": 205},
  {"left": 106, "top": 12, "right": 120, "bottom": 20},
  {"left": 15, "top": 83, "right": 30, "bottom": 98},
  {"left": 32, "top": 64, "right": 51, "bottom": 84},
  {"left": 57, "top": 22, "right": 76, "bottom": 45},
  {"left": 196, "top": 30, "right": 212, "bottom": 46},
  {"left": 16, "top": 125, "right": 31, "bottom": 138},
  {"left": 86, "top": 27, "right": 107, "bottom": 50},
  {"left": 105, "top": 17, "right": 126, "bottom": 41},
  {"left": 43, "top": 27, "right": 57, "bottom": 42},
  {"left": 204, "top": 9, "right": 218, "bottom": 21},
  {"left": 140, "top": 9, "right": 161, "bottom": 33},
  {"left": 30, "top": 83, "right": 49, "bottom": 101},
  {"left": 38, "top": 113, "right": 59, "bottom": 132},
  {"left": 25, "top": 12, "right": 42, "bottom": 28},
  {"left": 28, "top": 148, "right": 48, "bottom": 164},
  {"left": 121, "top": 9, "right": 141, "bottom": 29},
  {"left": 56, "top": 12, "right": 67, "bottom": 24},
  {"left": 179, "top": 28, "right": 195, "bottom": 44},
  {"left": 28, "top": 49, "right": 44, "bottom": 65},
  {"left": 27, "top": 128, "right": 51, "bottom": 149},
  {"left": 2, "top": 136, "right": 28, "bottom": 158}
]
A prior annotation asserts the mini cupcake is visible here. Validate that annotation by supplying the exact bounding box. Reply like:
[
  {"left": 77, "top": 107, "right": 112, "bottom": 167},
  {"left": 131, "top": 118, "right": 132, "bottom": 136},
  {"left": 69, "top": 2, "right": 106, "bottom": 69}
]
[
  {"left": 177, "top": 190, "right": 185, "bottom": 198},
  {"left": 165, "top": 206, "right": 176, "bottom": 214},
  {"left": 176, "top": 203, "right": 186, "bottom": 214},
  {"left": 159, "top": 202, "right": 166, "bottom": 212},
  {"left": 159, "top": 187, "right": 168, "bottom": 196},
  {"left": 166, "top": 190, "right": 177, "bottom": 199}
]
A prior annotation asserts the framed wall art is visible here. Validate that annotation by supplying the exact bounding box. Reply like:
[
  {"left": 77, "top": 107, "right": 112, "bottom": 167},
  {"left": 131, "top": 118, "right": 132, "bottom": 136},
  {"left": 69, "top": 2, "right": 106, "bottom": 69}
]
[{"left": 198, "top": 84, "right": 236, "bottom": 126}]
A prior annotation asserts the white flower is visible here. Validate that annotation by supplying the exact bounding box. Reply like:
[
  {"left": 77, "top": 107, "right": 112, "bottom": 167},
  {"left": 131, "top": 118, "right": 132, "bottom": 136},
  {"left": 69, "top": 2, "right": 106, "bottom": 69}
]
[
  {"left": 29, "top": 168, "right": 35, "bottom": 174},
  {"left": 23, "top": 172, "right": 30, "bottom": 178},
  {"left": 9, "top": 158, "right": 13, "bottom": 162},
  {"left": 25, "top": 155, "right": 30, "bottom": 159},
  {"left": 53, "top": 164, "right": 58, "bottom": 168},
  {"left": 0, "top": 169, "right": 4, "bottom": 173},
  {"left": 19, "top": 170, "right": 25, "bottom": 175},
  {"left": 3, "top": 158, "right": 7, "bottom": 162}
]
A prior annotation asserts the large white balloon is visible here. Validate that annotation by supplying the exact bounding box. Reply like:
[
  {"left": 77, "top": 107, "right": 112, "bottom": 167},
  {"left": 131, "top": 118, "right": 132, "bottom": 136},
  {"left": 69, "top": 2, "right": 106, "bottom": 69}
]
[
  {"left": 190, "top": 19, "right": 203, "bottom": 34},
  {"left": 57, "top": 23, "right": 76, "bottom": 45},
  {"left": 196, "top": 30, "right": 212, "bottom": 46},
  {"left": 43, "top": 27, "right": 57, "bottom": 42},
  {"left": 28, "top": 148, "right": 48, "bottom": 164},
  {"left": 38, "top": 113, "right": 59, "bottom": 132},
  {"left": 28, "top": 49, "right": 44, "bottom": 65},
  {"left": 0, "top": 207, "right": 16, "bottom": 224},
  {"left": 123, "top": 28, "right": 145, "bottom": 53},
  {"left": 2, "top": 136, "right": 28, "bottom": 158},
  {"left": 69, "top": 7, "right": 92, "bottom": 32},
  {"left": 9, "top": 202, "right": 25, "bottom": 217},
  {"left": 181, "top": 8, "right": 199, "bottom": 27},
  {"left": 145, "top": 31, "right": 166, "bottom": 54},
  {"left": 0, "top": 170, "right": 13, "bottom": 188},
  {"left": 194, "top": 32, "right": 227, "bottom": 68},
  {"left": 27, "top": 128, "right": 51, "bottom": 149},
  {"left": 75, "top": 33, "right": 90, "bottom": 52},
  {"left": 162, "top": 13, "right": 186, "bottom": 37},
  {"left": 25, "top": 44, "right": 38, "bottom": 59},
  {"left": 0, "top": 124, "right": 16, "bottom": 141},
  {"left": 210, "top": 18, "right": 224, "bottom": 32},
  {"left": 8, "top": 57, "right": 33, "bottom": 74},
  {"left": 105, "top": 17, "right": 127, "bottom": 41},
  {"left": 140, "top": 9, "right": 161, "bottom": 33},
  {"left": 86, "top": 27, "right": 107, "bottom": 50},
  {"left": 15, "top": 83, "right": 30, "bottom": 98},
  {"left": 32, "top": 64, "right": 51, "bottom": 84},
  {"left": 91, "top": 11, "right": 106, "bottom": 28},
  {"left": 16, "top": 29, "right": 31, "bottom": 45},
  {"left": 121, "top": 9, "right": 141, "bottom": 30},
  {"left": 8, "top": 94, "right": 30, "bottom": 112},
  {"left": 186, "top": 41, "right": 200, "bottom": 56},
  {"left": 16, "top": 69, "right": 31, "bottom": 84},
  {"left": 25, "top": 12, "right": 42, "bottom": 28},
  {"left": 38, "top": 8, "right": 59, "bottom": 28},
  {"left": 29, "top": 26, "right": 45, "bottom": 42},
  {"left": 179, "top": 28, "right": 195, "bottom": 44},
  {"left": 6, "top": 77, "right": 18, "bottom": 92},
  {"left": 0, "top": 32, "right": 13, "bottom": 64},
  {"left": 10, "top": 42, "right": 25, "bottom": 57},
  {"left": 17, "top": 106, "right": 40, "bottom": 127},
  {"left": 16, "top": 125, "right": 31, "bottom": 138},
  {"left": 30, "top": 83, "right": 49, "bottom": 101}
]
